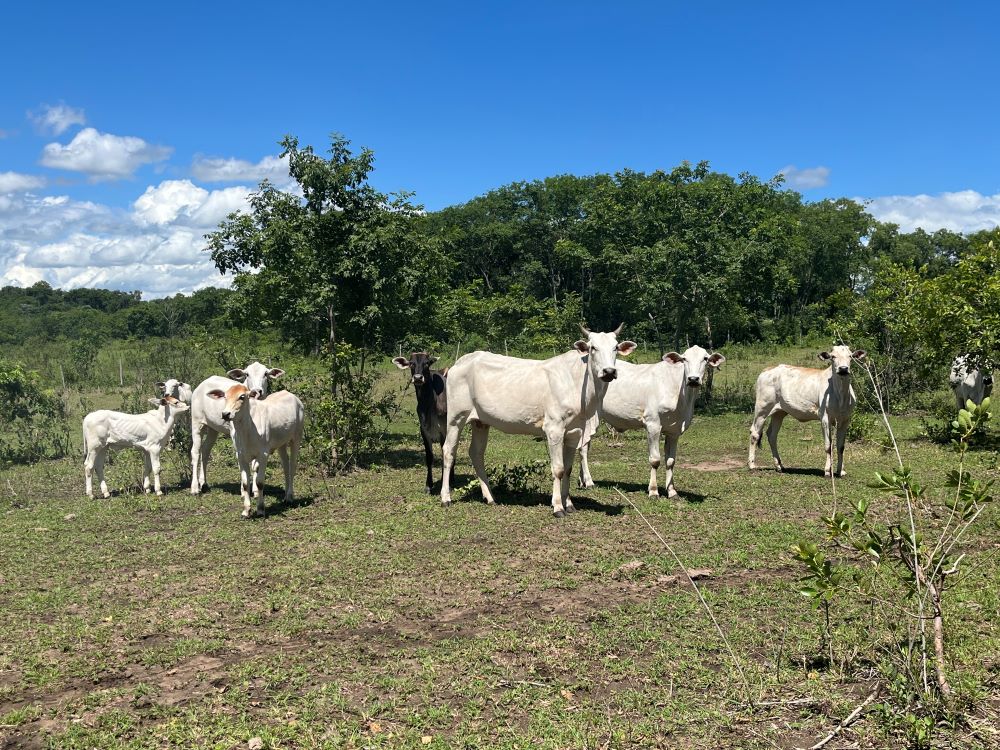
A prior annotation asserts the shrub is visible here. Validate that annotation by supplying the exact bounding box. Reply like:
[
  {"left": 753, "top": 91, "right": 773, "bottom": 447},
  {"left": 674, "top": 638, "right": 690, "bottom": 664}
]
[{"left": 0, "top": 360, "right": 71, "bottom": 465}]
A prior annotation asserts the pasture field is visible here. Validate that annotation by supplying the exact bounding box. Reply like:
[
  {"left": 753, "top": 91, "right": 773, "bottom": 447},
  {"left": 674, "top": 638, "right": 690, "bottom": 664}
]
[{"left": 1, "top": 346, "right": 998, "bottom": 749}]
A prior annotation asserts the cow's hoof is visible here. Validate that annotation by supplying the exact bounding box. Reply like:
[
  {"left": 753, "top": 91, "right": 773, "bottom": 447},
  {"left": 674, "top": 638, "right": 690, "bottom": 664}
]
[
  {"left": 837, "top": 471, "right": 847, "bottom": 478},
  {"left": 667, "top": 489, "right": 678, "bottom": 499},
  {"left": 425, "top": 486, "right": 434, "bottom": 495},
  {"left": 156, "top": 491, "right": 164, "bottom": 497},
  {"left": 553, "top": 510, "right": 565, "bottom": 518},
  {"left": 102, "top": 492, "right": 111, "bottom": 499},
  {"left": 441, "top": 499, "right": 452, "bottom": 507},
  {"left": 578, "top": 480, "right": 594, "bottom": 489},
  {"left": 648, "top": 490, "right": 660, "bottom": 498},
  {"left": 824, "top": 471, "right": 832, "bottom": 478},
  {"left": 564, "top": 504, "right": 576, "bottom": 514}
]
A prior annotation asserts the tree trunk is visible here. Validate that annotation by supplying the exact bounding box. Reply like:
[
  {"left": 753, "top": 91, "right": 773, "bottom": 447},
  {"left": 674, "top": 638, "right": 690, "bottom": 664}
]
[{"left": 328, "top": 304, "right": 339, "bottom": 464}]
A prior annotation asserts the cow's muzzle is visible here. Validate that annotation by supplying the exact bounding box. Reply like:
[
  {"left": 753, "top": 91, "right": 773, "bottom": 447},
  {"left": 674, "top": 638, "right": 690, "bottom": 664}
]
[
  {"left": 687, "top": 376, "right": 701, "bottom": 387},
  {"left": 222, "top": 412, "right": 233, "bottom": 421},
  {"left": 837, "top": 367, "right": 850, "bottom": 376},
  {"left": 249, "top": 389, "right": 263, "bottom": 399},
  {"left": 412, "top": 375, "right": 425, "bottom": 385},
  {"left": 600, "top": 368, "right": 618, "bottom": 382}
]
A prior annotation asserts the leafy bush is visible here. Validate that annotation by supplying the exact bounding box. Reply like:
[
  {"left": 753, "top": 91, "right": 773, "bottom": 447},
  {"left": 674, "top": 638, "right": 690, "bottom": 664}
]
[
  {"left": 0, "top": 360, "right": 71, "bottom": 465},
  {"left": 295, "top": 344, "right": 402, "bottom": 472}
]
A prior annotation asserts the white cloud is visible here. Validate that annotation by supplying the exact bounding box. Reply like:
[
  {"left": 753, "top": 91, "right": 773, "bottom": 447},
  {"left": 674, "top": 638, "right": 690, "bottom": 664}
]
[
  {"left": 779, "top": 164, "right": 830, "bottom": 190},
  {"left": 29, "top": 103, "right": 87, "bottom": 135},
  {"left": 191, "top": 153, "right": 292, "bottom": 187},
  {"left": 0, "top": 172, "right": 46, "bottom": 193},
  {"left": 0, "top": 129, "right": 13, "bottom": 139},
  {"left": 863, "top": 190, "right": 1000, "bottom": 234},
  {"left": 0, "top": 178, "right": 248, "bottom": 297},
  {"left": 40, "top": 127, "right": 173, "bottom": 181},
  {"left": 133, "top": 180, "right": 251, "bottom": 227}
]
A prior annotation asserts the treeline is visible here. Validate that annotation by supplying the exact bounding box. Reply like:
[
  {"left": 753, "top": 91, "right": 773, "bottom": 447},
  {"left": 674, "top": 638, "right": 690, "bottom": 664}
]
[
  {"left": 1, "top": 156, "right": 994, "bottom": 364},
  {"left": 0, "top": 284, "right": 233, "bottom": 345}
]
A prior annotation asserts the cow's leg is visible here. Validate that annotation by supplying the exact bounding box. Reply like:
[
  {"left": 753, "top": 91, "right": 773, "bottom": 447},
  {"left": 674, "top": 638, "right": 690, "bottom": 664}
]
[
  {"left": 286, "top": 439, "right": 300, "bottom": 502},
  {"left": 142, "top": 451, "right": 152, "bottom": 493},
  {"left": 561, "top": 440, "right": 577, "bottom": 513},
  {"left": 545, "top": 424, "right": 568, "bottom": 517},
  {"left": 254, "top": 456, "right": 267, "bottom": 517},
  {"left": 468, "top": 421, "right": 496, "bottom": 505},
  {"left": 422, "top": 432, "right": 435, "bottom": 494},
  {"left": 766, "top": 411, "right": 786, "bottom": 471},
  {"left": 748, "top": 407, "right": 768, "bottom": 470},
  {"left": 577, "top": 439, "right": 595, "bottom": 489},
  {"left": 278, "top": 445, "right": 292, "bottom": 500},
  {"left": 239, "top": 460, "right": 253, "bottom": 518},
  {"left": 835, "top": 419, "right": 848, "bottom": 478},
  {"left": 663, "top": 433, "right": 679, "bottom": 499},
  {"left": 646, "top": 421, "right": 663, "bottom": 497},
  {"left": 822, "top": 415, "right": 833, "bottom": 477},
  {"left": 94, "top": 449, "right": 109, "bottom": 498},
  {"left": 440, "top": 416, "right": 467, "bottom": 506},
  {"left": 439, "top": 436, "right": 453, "bottom": 487},
  {"left": 149, "top": 448, "right": 163, "bottom": 496},
  {"left": 190, "top": 424, "right": 204, "bottom": 494},
  {"left": 199, "top": 430, "right": 219, "bottom": 491},
  {"left": 84, "top": 449, "right": 96, "bottom": 498}
]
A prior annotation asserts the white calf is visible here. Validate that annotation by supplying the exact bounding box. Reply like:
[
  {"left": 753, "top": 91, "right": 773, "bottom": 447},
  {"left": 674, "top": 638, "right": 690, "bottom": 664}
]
[
  {"left": 207, "top": 384, "right": 304, "bottom": 518},
  {"left": 749, "top": 345, "right": 867, "bottom": 477},
  {"left": 578, "top": 346, "right": 725, "bottom": 497},
  {"left": 189, "top": 362, "right": 285, "bottom": 494},
  {"left": 157, "top": 379, "right": 192, "bottom": 403},
  {"left": 83, "top": 396, "right": 190, "bottom": 498}
]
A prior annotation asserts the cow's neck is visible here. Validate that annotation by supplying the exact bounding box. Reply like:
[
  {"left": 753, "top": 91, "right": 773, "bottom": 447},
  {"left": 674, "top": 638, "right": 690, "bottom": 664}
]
[
  {"left": 414, "top": 379, "right": 436, "bottom": 407},
  {"left": 827, "top": 368, "right": 853, "bottom": 402},
  {"left": 676, "top": 380, "right": 699, "bottom": 426}
]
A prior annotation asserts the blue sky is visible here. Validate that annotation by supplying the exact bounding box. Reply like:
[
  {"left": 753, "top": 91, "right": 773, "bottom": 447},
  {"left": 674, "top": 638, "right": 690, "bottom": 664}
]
[{"left": 2, "top": 1, "right": 999, "bottom": 296}]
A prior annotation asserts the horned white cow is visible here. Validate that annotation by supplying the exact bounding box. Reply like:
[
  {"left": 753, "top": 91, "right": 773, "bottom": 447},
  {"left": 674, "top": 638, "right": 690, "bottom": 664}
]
[
  {"left": 207, "top": 383, "right": 304, "bottom": 518},
  {"left": 157, "top": 379, "right": 192, "bottom": 404},
  {"left": 189, "top": 362, "right": 285, "bottom": 494},
  {"left": 950, "top": 356, "right": 993, "bottom": 410},
  {"left": 749, "top": 345, "right": 867, "bottom": 477},
  {"left": 578, "top": 346, "right": 725, "bottom": 497},
  {"left": 440, "top": 326, "right": 637, "bottom": 516},
  {"left": 83, "top": 396, "right": 190, "bottom": 498}
]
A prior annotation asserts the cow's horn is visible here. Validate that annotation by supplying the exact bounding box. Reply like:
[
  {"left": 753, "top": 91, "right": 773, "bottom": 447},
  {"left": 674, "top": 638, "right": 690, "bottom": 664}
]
[
  {"left": 579, "top": 323, "right": 591, "bottom": 335},
  {"left": 613, "top": 322, "right": 624, "bottom": 336}
]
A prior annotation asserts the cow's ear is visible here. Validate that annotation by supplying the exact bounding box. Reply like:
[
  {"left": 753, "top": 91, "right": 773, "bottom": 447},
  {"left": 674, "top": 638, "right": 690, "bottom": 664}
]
[
  {"left": 207, "top": 389, "right": 227, "bottom": 400},
  {"left": 392, "top": 357, "right": 411, "bottom": 370},
  {"left": 149, "top": 397, "right": 164, "bottom": 407},
  {"left": 574, "top": 340, "right": 590, "bottom": 354},
  {"left": 227, "top": 368, "right": 247, "bottom": 381},
  {"left": 852, "top": 350, "right": 867, "bottom": 362},
  {"left": 662, "top": 352, "right": 683, "bottom": 364},
  {"left": 818, "top": 351, "right": 832, "bottom": 361},
  {"left": 617, "top": 340, "right": 637, "bottom": 356},
  {"left": 267, "top": 368, "right": 285, "bottom": 379},
  {"left": 708, "top": 352, "right": 726, "bottom": 368},
  {"left": 429, "top": 356, "right": 438, "bottom": 365},
  {"left": 155, "top": 381, "right": 166, "bottom": 390}
]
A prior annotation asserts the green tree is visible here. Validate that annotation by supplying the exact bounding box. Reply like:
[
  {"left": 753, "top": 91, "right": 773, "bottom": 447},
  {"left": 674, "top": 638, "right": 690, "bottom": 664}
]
[{"left": 206, "top": 133, "right": 446, "bottom": 465}]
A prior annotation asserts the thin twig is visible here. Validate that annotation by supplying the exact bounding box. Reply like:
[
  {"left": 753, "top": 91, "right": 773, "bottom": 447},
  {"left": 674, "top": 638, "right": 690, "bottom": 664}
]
[
  {"left": 801, "top": 687, "right": 879, "bottom": 750},
  {"left": 614, "top": 487, "right": 752, "bottom": 704}
]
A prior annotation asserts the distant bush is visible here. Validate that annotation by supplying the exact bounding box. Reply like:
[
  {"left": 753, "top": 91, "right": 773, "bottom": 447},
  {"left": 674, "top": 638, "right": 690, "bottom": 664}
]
[{"left": 0, "top": 360, "right": 71, "bottom": 465}]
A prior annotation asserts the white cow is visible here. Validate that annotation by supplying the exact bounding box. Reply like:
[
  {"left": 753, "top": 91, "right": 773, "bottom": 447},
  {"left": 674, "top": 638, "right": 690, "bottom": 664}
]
[
  {"left": 189, "top": 362, "right": 285, "bottom": 494},
  {"left": 440, "top": 326, "right": 637, "bottom": 516},
  {"left": 206, "top": 383, "right": 304, "bottom": 518},
  {"left": 578, "top": 346, "right": 725, "bottom": 497},
  {"left": 748, "top": 345, "right": 867, "bottom": 477},
  {"left": 157, "top": 379, "right": 192, "bottom": 403},
  {"left": 83, "top": 396, "right": 190, "bottom": 498},
  {"left": 950, "top": 355, "right": 993, "bottom": 410}
]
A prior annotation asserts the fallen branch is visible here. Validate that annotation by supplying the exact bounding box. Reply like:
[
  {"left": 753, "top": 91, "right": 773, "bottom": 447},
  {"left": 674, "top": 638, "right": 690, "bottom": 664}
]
[{"left": 802, "top": 688, "right": 879, "bottom": 750}]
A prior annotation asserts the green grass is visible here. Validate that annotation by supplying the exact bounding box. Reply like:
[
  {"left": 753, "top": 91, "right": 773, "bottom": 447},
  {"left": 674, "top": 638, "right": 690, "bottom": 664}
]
[{"left": 1, "top": 347, "right": 998, "bottom": 749}]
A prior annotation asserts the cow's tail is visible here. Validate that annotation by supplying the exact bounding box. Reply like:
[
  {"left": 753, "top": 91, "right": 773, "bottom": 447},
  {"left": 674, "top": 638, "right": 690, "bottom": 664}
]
[{"left": 82, "top": 426, "right": 88, "bottom": 458}]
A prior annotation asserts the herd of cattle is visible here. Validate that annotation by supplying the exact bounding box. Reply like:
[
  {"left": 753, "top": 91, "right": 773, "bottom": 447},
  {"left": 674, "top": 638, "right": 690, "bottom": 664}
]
[{"left": 80, "top": 328, "right": 992, "bottom": 518}]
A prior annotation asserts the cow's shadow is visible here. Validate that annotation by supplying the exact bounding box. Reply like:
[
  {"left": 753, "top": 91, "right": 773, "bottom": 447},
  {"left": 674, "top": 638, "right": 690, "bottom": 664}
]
[
  {"left": 455, "top": 483, "right": 624, "bottom": 516},
  {"left": 774, "top": 467, "right": 826, "bottom": 477},
  {"left": 587, "top": 479, "right": 714, "bottom": 504},
  {"left": 202, "top": 481, "right": 316, "bottom": 518}
]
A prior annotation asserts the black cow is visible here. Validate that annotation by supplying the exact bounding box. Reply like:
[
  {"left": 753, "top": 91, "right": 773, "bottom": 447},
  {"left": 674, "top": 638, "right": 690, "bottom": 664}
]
[{"left": 393, "top": 352, "right": 449, "bottom": 493}]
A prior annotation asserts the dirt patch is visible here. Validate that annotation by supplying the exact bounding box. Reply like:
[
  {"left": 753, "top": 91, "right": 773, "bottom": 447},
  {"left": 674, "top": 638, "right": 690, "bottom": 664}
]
[{"left": 684, "top": 456, "right": 744, "bottom": 472}]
